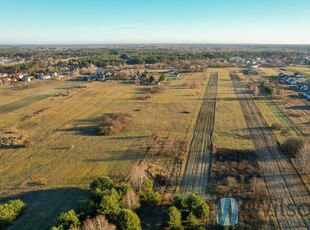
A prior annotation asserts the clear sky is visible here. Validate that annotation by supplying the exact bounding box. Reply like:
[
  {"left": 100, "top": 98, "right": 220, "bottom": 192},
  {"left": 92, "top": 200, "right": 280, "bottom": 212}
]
[{"left": 1, "top": 0, "right": 310, "bottom": 44}]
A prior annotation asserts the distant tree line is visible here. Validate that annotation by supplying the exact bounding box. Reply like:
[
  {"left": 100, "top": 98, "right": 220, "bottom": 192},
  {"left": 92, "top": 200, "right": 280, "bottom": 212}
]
[{"left": 0, "top": 61, "right": 49, "bottom": 74}]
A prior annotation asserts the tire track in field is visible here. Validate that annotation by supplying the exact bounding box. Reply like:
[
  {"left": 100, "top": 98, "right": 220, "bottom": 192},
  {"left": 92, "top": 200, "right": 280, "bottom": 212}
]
[
  {"left": 230, "top": 74, "right": 310, "bottom": 230},
  {"left": 247, "top": 73, "right": 303, "bottom": 137},
  {"left": 179, "top": 72, "right": 218, "bottom": 195}
]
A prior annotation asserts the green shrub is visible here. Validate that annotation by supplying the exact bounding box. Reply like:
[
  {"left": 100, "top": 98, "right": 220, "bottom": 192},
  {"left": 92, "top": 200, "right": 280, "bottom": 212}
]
[
  {"left": 98, "top": 192, "right": 121, "bottom": 223},
  {"left": 0, "top": 199, "right": 25, "bottom": 227},
  {"left": 145, "top": 191, "right": 161, "bottom": 206},
  {"left": 90, "top": 176, "right": 114, "bottom": 202},
  {"left": 90, "top": 176, "right": 114, "bottom": 192},
  {"left": 187, "top": 212, "right": 199, "bottom": 227},
  {"left": 158, "top": 74, "right": 165, "bottom": 82},
  {"left": 119, "top": 183, "right": 133, "bottom": 199},
  {"left": 173, "top": 194, "right": 186, "bottom": 211},
  {"left": 188, "top": 195, "right": 209, "bottom": 219},
  {"left": 174, "top": 194, "right": 210, "bottom": 219},
  {"left": 116, "top": 209, "right": 141, "bottom": 230},
  {"left": 54, "top": 210, "right": 80, "bottom": 230},
  {"left": 167, "top": 206, "right": 183, "bottom": 230}
]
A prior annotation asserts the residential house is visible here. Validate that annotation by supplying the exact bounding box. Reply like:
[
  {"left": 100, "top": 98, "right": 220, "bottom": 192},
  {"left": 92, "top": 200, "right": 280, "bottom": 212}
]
[
  {"left": 250, "top": 64, "right": 258, "bottom": 69},
  {"left": 60, "top": 66, "right": 69, "bottom": 72},
  {"left": 91, "top": 71, "right": 105, "bottom": 81},
  {"left": 294, "top": 73, "right": 303, "bottom": 78},
  {"left": 279, "top": 73, "right": 285, "bottom": 78},
  {"left": 173, "top": 72, "right": 180, "bottom": 78},
  {"left": 51, "top": 72, "right": 58, "bottom": 77},
  {"left": 16, "top": 73, "right": 24, "bottom": 80},
  {"left": 303, "top": 91, "right": 310, "bottom": 100},
  {"left": 22, "top": 76, "right": 34, "bottom": 82},
  {"left": 297, "top": 83, "right": 309, "bottom": 91},
  {"left": 0, "top": 73, "right": 8, "bottom": 78},
  {"left": 287, "top": 78, "right": 297, "bottom": 85},
  {"left": 38, "top": 74, "right": 51, "bottom": 79},
  {"left": 167, "top": 70, "right": 175, "bottom": 74},
  {"left": 140, "top": 78, "right": 151, "bottom": 85}
]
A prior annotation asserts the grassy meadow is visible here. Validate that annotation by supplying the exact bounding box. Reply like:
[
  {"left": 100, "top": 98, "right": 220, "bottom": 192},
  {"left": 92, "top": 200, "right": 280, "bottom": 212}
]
[
  {"left": 213, "top": 69, "right": 254, "bottom": 150},
  {"left": 0, "top": 72, "right": 209, "bottom": 228}
]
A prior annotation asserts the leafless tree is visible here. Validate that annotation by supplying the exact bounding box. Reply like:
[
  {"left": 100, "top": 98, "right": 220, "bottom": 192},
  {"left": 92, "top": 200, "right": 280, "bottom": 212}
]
[
  {"left": 129, "top": 164, "right": 147, "bottom": 190},
  {"left": 296, "top": 143, "right": 310, "bottom": 174},
  {"left": 124, "top": 189, "right": 140, "bottom": 210},
  {"left": 82, "top": 215, "right": 116, "bottom": 230}
]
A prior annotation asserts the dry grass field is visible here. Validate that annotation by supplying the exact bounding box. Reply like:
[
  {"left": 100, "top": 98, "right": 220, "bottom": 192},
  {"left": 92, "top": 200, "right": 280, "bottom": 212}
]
[
  {"left": 0, "top": 72, "right": 209, "bottom": 229},
  {"left": 213, "top": 69, "right": 254, "bottom": 150},
  {"left": 1, "top": 68, "right": 310, "bottom": 229}
]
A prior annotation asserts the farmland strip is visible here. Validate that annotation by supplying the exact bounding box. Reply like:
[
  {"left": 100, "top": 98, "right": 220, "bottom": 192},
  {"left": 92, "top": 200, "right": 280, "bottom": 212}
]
[
  {"left": 179, "top": 72, "right": 218, "bottom": 195},
  {"left": 230, "top": 73, "right": 310, "bottom": 230}
]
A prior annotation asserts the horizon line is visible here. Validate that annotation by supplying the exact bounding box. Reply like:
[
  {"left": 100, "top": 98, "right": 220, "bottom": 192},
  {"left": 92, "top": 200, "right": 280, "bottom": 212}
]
[{"left": 1, "top": 42, "right": 310, "bottom": 47}]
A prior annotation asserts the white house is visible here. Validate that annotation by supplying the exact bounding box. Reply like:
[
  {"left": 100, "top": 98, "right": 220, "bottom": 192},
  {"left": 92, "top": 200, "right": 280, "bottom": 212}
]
[
  {"left": 294, "top": 73, "right": 303, "bottom": 78},
  {"left": 303, "top": 92, "right": 310, "bottom": 100},
  {"left": 250, "top": 64, "right": 258, "bottom": 69},
  {"left": 287, "top": 78, "right": 297, "bottom": 85},
  {"left": 16, "top": 73, "right": 24, "bottom": 79},
  {"left": 297, "top": 83, "right": 309, "bottom": 91},
  {"left": 91, "top": 71, "right": 105, "bottom": 81}
]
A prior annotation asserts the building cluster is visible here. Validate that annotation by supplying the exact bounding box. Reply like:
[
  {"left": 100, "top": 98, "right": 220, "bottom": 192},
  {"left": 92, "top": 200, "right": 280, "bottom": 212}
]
[
  {"left": 278, "top": 72, "right": 310, "bottom": 100},
  {"left": 0, "top": 71, "right": 67, "bottom": 84},
  {"left": 0, "top": 57, "right": 25, "bottom": 64}
]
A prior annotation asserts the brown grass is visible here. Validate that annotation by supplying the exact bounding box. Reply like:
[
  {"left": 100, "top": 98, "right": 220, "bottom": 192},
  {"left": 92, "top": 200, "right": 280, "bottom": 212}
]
[
  {"left": 24, "top": 139, "right": 35, "bottom": 148},
  {"left": 98, "top": 112, "right": 133, "bottom": 135},
  {"left": 210, "top": 148, "right": 272, "bottom": 229},
  {"left": 14, "top": 82, "right": 43, "bottom": 91},
  {"left": 189, "top": 81, "right": 200, "bottom": 89},
  {"left": 150, "top": 85, "right": 166, "bottom": 93},
  {"left": 144, "top": 134, "right": 189, "bottom": 162},
  {"left": 23, "top": 107, "right": 50, "bottom": 120},
  {"left": 138, "top": 93, "right": 152, "bottom": 100}
]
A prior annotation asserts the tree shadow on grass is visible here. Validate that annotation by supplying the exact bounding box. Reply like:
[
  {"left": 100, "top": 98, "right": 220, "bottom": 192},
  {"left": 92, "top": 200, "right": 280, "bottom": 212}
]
[
  {"left": 0, "top": 145, "right": 24, "bottom": 150},
  {"left": 287, "top": 105, "right": 310, "bottom": 111},
  {"left": 56, "top": 117, "right": 102, "bottom": 136},
  {"left": 0, "top": 187, "right": 88, "bottom": 230}
]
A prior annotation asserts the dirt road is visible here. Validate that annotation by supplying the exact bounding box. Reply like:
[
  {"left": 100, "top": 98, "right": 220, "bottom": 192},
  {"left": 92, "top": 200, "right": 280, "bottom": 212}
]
[
  {"left": 179, "top": 72, "right": 218, "bottom": 195},
  {"left": 230, "top": 74, "right": 310, "bottom": 230}
]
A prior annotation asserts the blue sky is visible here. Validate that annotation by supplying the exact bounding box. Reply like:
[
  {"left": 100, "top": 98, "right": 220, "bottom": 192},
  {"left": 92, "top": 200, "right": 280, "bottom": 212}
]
[{"left": 1, "top": 0, "right": 310, "bottom": 44}]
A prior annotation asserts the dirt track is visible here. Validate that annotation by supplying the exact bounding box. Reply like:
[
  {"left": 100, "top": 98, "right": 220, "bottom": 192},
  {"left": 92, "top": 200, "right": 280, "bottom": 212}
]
[
  {"left": 179, "top": 72, "right": 218, "bottom": 195},
  {"left": 230, "top": 74, "right": 310, "bottom": 230}
]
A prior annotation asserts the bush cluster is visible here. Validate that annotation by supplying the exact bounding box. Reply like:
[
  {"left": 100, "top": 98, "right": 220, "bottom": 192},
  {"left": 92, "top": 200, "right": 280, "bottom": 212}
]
[
  {"left": 150, "top": 85, "right": 166, "bottom": 93},
  {"left": 52, "top": 176, "right": 142, "bottom": 230},
  {"left": 282, "top": 136, "right": 305, "bottom": 158},
  {"left": 0, "top": 199, "right": 25, "bottom": 227},
  {"left": 167, "top": 193, "right": 210, "bottom": 229},
  {"left": 98, "top": 112, "right": 133, "bottom": 135}
]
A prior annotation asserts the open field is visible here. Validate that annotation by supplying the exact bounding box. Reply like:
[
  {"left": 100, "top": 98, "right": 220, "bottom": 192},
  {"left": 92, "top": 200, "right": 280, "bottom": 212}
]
[
  {"left": 213, "top": 69, "right": 254, "bottom": 150},
  {"left": 260, "top": 68, "right": 279, "bottom": 77},
  {"left": 179, "top": 72, "right": 218, "bottom": 195},
  {"left": 1, "top": 68, "right": 310, "bottom": 229},
  {"left": 284, "top": 67, "right": 310, "bottom": 78},
  {"left": 230, "top": 73, "right": 310, "bottom": 229},
  {"left": 0, "top": 73, "right": 209, "bottom": 229}
]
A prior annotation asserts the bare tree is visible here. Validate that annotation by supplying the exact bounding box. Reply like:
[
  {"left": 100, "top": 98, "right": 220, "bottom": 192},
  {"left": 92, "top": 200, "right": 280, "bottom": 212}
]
[
  {"left": 124, "top": 189, "right": 140, "bottom": 210},
  {"left": 296, "top": 143, "right": 310, "bottom": 174},
  {"left": 129, "top": 164, "right": 147, "bottom": 190},
  {"left": 82, "top": 215, "right": 116, "bottom": 230}
]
